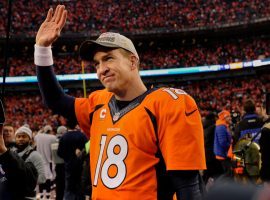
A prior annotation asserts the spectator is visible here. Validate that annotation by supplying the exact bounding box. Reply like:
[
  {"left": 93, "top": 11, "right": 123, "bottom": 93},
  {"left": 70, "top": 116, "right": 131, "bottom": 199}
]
[
  {"left": 3, "top": 124, "right": 16, "bottom": 149},
  {"left": 51, "top": 125, "right": 67, "bottom": 200},
  {"left": 34, "top": 125, "right": 57, "bottom": 199},
  {"left": 234, "top": 99, "right": 264, "bottom": 143},
  {"left": 202, "top": 112, "right": 223, "bottom": 185},
  {"left": 15, "top": 124, "right": 46, "bottom": 185},
  {"left": 214, "top": 110, "right": 233, "bottom": 178},
  {"left": 58, "top": 123, "right": 88, "bottom": 200}
]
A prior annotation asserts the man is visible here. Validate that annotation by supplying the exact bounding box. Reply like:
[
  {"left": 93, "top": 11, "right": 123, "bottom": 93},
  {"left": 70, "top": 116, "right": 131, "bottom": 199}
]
[
  {"left": 214, "top": 110, "right": 233, "bottom": 178},
  {"left": 234, "top": 99, "right": 264, "bottom": 143},
  {"left": 3, "top": 124, "right": 16, "bottom": 149},
  {"left": 34, "top": 125, "right": 57, "bottom": 199},
  {"left": 57, "top": 123, "right": 88, "bottom": 200},
  {"left": 202, "top": 112, "right": 223, "bottom": 184},
  {"left": 34, "top": 5, "right": 206, "bottom": 200},
  {"left": 15, "top": 125, "right": 46, "bottom": 186},
  {"left": 0, "top": 100, "right": 38, "bottom": 199},
  {"left": 51, "top": 125, "right": 67, "bottom": 200}
]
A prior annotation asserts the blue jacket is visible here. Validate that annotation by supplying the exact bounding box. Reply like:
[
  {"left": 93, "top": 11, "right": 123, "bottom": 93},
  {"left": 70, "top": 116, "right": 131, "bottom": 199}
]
[
  {"left": 214, "top": 121, "right": 232, "bottom": 159},
  {"left": 234, "top": 113, "right": 264, "bottom": 143}
]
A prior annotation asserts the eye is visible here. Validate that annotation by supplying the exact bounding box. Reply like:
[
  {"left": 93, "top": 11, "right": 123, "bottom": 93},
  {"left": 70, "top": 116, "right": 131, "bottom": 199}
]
[
  {"left": 105, "top": 56, "right": 113, "bottom": 61},
  {"left": 93, "top": 62, "right": 99, "bottom": 70}
]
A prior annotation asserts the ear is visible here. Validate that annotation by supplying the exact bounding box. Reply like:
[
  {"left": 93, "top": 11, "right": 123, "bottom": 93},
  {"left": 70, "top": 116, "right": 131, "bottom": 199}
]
[{"left": 130, "top": 55, "right": 139, "bottom": 70}]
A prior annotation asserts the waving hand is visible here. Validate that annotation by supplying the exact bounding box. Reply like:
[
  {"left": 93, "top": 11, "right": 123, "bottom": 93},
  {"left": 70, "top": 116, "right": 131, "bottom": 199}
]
[{"left": 36, "top": 5, "right": 67, "bottom": 47}]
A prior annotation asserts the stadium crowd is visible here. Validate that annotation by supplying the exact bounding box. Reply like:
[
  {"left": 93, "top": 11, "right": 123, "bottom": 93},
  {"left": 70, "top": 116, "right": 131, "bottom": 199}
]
[
  {"left": 3, "top": 75, "right": 269, "bottom": 130},
  {"left": 0, "top": 1, "right": 270, "bottom": 199},
  {"left": 0, "top": 0, "right": 270, "bottom": 36},
  {"left": 1, "top": 36, "right": 269, "bottom": 76}
]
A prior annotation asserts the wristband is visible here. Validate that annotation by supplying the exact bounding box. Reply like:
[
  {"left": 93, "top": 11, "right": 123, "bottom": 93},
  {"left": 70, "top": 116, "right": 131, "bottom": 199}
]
[{"left": 34, "top": 44, "right": 53, "bottom": 66}]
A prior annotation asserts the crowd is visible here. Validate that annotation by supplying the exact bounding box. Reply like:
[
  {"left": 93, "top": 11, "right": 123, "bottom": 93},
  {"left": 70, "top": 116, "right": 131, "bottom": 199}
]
[
  {"left": 2, "top": 74, "right": 269, "bottom": 131},
  {"left": 0, "top": 2, "right": 270, "bottom": 199},
  {"left": 0, "top": 36, "right": 269, "bottom": 76},
  {"left": 1, "top": 0, "right": 270, "bottom": 37}
]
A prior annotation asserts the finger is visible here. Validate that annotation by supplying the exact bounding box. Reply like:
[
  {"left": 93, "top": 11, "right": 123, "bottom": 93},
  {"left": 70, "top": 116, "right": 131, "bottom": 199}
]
[
  {"left": 51, "top": 5, "right": 61, "bottom": 21},
  {"left": 55, "top": 5, "right": 65, "bottom": 24},
  {"left": 59, "top": 10, "right": 67, "bottom": 31},
  {"left": 45, "top": 8, "right": 53, "bottom": 22}
]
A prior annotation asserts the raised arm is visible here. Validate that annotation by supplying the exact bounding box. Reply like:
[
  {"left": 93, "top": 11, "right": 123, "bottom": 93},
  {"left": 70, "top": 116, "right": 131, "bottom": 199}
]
[{"left": 35, "top": 5, "right": 77, "bottom": 124}]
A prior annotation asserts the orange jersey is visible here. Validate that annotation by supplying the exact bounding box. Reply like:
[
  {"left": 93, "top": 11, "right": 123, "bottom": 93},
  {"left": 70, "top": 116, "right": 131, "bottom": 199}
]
[{"left": 75, "top": 87, "right": 206, "bottom": 200}]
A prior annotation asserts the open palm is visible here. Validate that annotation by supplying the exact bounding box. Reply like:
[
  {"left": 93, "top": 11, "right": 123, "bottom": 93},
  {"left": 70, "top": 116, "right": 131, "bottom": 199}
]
[{"left": 36, "top": 5, "right": 67, "bottom": 47}]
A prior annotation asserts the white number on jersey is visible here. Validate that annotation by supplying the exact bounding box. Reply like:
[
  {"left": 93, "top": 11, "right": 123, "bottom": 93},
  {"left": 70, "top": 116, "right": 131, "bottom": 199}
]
[{"left": 93, "top": 134, "right": 128, "bottom": 189}]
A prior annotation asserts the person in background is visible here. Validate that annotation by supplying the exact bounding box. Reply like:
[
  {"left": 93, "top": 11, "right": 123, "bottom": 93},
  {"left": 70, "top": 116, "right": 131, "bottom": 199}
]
[
  {"left": 203, "top": 112, "right": 223, "bottom": 186},
  {"left": 80, "top": 140, "right": 92, "bottom": 199},
  {"left": 51, "top": 125, "right": 67, "bottom": 200},
  {"left": 58, "top": 122, "right": 88, "bottom": 200},
  {"left": 15, "top": 124, "right": 46, "bottom": 188},
  {"left": 3, "top": 124, "right": 16, "bottom": 150},
  {"left": 214, "top": 110, "right": 233, "bottom": 178},
  {"left": 35, "top": 124, "right": 57, "bottom": 199},
  {"left": 234, "top": 99, "right": 264, "bottom": 143}
]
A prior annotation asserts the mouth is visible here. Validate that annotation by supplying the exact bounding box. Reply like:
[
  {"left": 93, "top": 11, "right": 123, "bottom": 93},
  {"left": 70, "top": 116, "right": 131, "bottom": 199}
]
[{"left": 102, "top": 75, "right": 114, "bottom": 82}]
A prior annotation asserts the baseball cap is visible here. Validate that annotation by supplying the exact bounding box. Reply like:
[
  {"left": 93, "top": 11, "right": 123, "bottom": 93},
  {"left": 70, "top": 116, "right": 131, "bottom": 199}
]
[
  {"left": 79, "top": 32, "right": 139, "bottom": 61},
  {"left": 44, "top": 125, "right": 53, "bottom": 133},
  {"left": 57, "top": 126, "right": 67, "bottom": 135},
  {"left": 15, "top": 125, "right": 32, "bottom": 139},
  {"left": 218, "top": 110, "right": 231, "bottom": 120}
]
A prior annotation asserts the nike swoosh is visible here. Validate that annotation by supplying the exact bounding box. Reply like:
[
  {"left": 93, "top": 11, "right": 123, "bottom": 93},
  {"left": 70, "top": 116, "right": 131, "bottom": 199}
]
[{"left": 185, "top": 109, "right": 198, "bottom": 116}]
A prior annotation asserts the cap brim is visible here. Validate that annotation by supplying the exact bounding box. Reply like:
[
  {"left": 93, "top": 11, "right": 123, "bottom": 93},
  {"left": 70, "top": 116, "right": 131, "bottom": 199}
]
[{"left": 79, "top": 40, "right": 120, "bottom": 61}]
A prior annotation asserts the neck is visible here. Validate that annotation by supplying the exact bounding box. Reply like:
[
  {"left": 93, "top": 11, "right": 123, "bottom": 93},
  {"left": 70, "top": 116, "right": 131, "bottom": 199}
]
[{"left": 115, "top": 79, "right": 147, "bottom": 101}]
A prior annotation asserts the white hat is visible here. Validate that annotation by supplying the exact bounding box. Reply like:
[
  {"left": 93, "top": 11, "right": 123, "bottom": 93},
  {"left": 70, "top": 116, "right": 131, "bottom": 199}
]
[
  {"left": 57, "top": 126, "right": 67, "bottom": 135},
  {"left": 15, "top": 125, "right": 32, "bottom": 139},
  {"left": 43, "top": 125, "right": 53, "bottom": 133},
  {"left": 79, "top": 32, "right": 139, "bottom": 61}
]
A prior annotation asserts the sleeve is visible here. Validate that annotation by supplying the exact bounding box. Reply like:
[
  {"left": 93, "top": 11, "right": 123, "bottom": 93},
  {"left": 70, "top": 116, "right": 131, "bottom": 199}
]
[
  {"left": 215, "top": 126, "right": 231, "bottom": 149},
  {"left": 28, "top": 152, "right": 46, "bottom": 184},
  {"left": 157, "top": 91, "right": 206, "bottom": 170},
  {"left": 75, "top": 91, "right": 101, "bottom": 137},
  {"left": 35, "top": 45, "right": 77, "bottom": 125},
  {"left": 36, "top": 66, "right": 77, "bottom": 125}
]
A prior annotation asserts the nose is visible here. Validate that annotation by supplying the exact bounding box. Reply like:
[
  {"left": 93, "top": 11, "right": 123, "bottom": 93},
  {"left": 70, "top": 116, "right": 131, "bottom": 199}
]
[{"left": 97, "top": 63, "right": 109, "bottom": 76}]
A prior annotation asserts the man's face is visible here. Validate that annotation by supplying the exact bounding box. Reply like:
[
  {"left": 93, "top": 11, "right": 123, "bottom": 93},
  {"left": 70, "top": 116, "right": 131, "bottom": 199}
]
[
  {"left": 15, "top": 133, "right": 31, "bottom": 149},
  {"left": 93, "top": 48, "right": 135, "bottom": 95},
  {"left": 3, "top": 126, "right": 15, "bottom": 145}
]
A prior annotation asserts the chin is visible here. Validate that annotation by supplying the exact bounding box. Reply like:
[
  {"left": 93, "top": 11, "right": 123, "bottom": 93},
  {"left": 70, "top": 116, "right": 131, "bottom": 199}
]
[{"left": 106, "top": 87, "right": 116, "bottom": 93}]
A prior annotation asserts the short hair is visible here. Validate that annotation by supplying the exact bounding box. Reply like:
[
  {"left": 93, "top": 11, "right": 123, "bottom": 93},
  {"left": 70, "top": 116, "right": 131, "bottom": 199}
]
[
  {"left": 119, "top": 48, "right": 140, "bottom": 69},
  {"left": 244, "top": 99, "right": 255, "bottom": 114}
]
